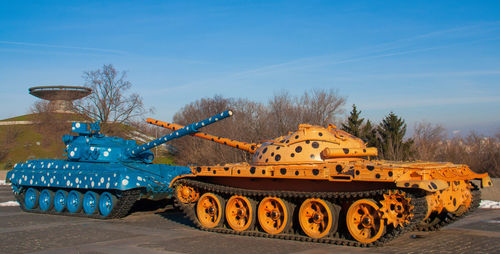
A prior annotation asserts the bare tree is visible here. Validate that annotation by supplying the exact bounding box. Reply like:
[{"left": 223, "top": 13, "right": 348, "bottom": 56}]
[
  {"left": 412, "top": 122, "right": 447, "bottom": 161},
  {"left": 168, "top": 89, "right": 346, "bottom": 165},
  {"left": 75, "top": 64, "right": 148, "bottom": 133}
]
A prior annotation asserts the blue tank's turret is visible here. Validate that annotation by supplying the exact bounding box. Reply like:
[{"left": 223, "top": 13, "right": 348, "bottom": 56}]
[{"left": 62, "top": 110, "right": 233, "bottom": 163}]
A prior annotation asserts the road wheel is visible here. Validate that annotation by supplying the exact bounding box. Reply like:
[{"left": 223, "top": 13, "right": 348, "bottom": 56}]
[
  {"left": 83, "top": 191, "right": 100, "bottom": 215},
  {"left": 346, "top": 199, "right": 386, "bottom": 244},
  {"left": 54, "top": 190, "right": 68, "bottom": 213},
  {"left": 39, "top": 189, "right": 54, "bottom": 212},
  {"left": 24, "top": 188, "right": 39, "bottom": 210},
  {"left": 257, "top": 197, "right": 293, "bottom": 234},
  {"left": 67, "top": 190, "right": 83, "bottom": 213},
  {"left": 99, "top": 192, "right": 117, "bottom": 217},
  {"left": 298, "top": 198, "right": 338, "bottom": 238},
  {"left": 196, "top": 193, "right": 225, "bottom": 228},
  {"left": 225, "top": 195, "right": 256, "bottom": 231}
]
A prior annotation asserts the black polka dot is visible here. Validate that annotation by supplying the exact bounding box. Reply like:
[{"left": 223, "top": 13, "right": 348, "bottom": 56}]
[
  {"left": 286, "top": 140, "right": 289, "bottom": 143},
  {"left": 310, "top": 154, "right": 315, "bottom": 159},
  {"left": 306, "top": 140, "right": 310, "bottom": 144},
  {"left": 375, "top": 173, "right": 380, "bottom": 179},
  {"left": 355, "top": 170, "right": 360, "bottom": 175},
  {"left": 236, "top": 145, "right": 239, "bottom": 148},
  {"left": 262, "top": 170, "right": 266, "bottom": 174},
  {"left": 336, "top": 165, "right": 343, "bottom": 173},
  {"left": 412, "top": 184, "right": 419, "bottom": 188},
  {"left": 430, "top": 182, "right": 437, "bottom": 189},
  {"left": 312, "top": 169, "right": 319, "bottom": 175},
  {"left": 250, "top": 167, "right": 256, "bottom": 174},
  {"left": 271, "top": 152, "right": 274, "bottom": 157},
  {"left": 276, "top": 147, "right": 280, "bottom": 150},
  {"left": 275, "top": 154, "right": 281, "bottom": 161},
  {"left": 312, "top": 142, "right": 319, "bottom": 148},
  {"left": 319, "top": 132, "right": 323, "bottom": 136},
  {"left": 404, "top": 183, "right": 410, "bottom": 187},
  {"left": 388, "top": 171, "right": 393, "bottom": 177},
  {"left": 224, "top": 167, "right": 229, "bottom": 171},
  {"left": 295, "top": 171, "right": 299, "bottom": 176},
  {"left": 237, "top": 170, "right": 241, "bottom": 174},
  {"left": 280, "top": 168, "right": 287, "bottom": 175},
  {"left": 265, "top": 159, "right": 269, "bottom": 162},
  {"left": 343, "top": 148, "right": 349, "bottom": 154},
  {"left": 295, "top": 135, "right": 299, "bottom": 139},
  {"left": 295, "top": 146, "right": 302, "bottom": 153},
  {"left": 290, "top": 153, "right": 295, "bottom": 157},
  {"left": 367, "top": 165, "right": 374, "bottom": 171},
  {"left": 453, "top": 198, "right": 456, "bottom": 206},
  {"left": 196, "top": 167, "right": 201, "bottom": 173},
  {"left": 213, "top": 170, "right": 216, "bottom": 174},
  {"left": 262, "top": 148, "right": 268, "bottom": 154},
  {"left": 251, "top": 145, "right": 255, "bottom": 150}
]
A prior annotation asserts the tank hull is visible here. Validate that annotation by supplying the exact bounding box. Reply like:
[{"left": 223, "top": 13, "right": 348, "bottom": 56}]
[
  {"left": 7, "top": 159, "right": 191, "bottom": 218},
  {"left": 171, "top": 160, "right": 489, "bottom": 246}
]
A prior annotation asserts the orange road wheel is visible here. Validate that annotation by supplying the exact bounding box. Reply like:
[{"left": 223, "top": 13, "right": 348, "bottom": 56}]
[
  {"left": 298, "top": 198, "right": 337, "bottom": 238},
  {"left": 346, "top": 199, "right": 386, "bottom": 244},
  {"left": 225, "top": 195, "right": 255, "bottom": 231},
  {"left": 257, "top": 197, "right": 292, "bottom": 234},
  {"left": 176, "top": 184, "right": 199, "bottom": 204},
  {"left": 196, "top": 193, "right": 225, "bottom": 228}
]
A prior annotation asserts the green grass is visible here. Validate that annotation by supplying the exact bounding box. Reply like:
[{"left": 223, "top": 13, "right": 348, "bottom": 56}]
[{"left": 153, "top": 156, "right": 176, "bottom": 165}]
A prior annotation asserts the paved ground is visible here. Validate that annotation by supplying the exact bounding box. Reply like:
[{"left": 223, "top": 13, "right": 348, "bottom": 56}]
[{"left": 1, "top": 185, "right": 499, "bottom": 254}]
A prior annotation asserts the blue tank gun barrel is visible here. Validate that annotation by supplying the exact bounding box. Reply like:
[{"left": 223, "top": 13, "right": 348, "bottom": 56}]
[{"left": 127, "top": 110, "right": 233, "bottom": 157}]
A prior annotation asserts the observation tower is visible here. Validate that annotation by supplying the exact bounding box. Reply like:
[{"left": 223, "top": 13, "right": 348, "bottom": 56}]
[{"left": 29, "top": 86, "right": 92, "bottom": 113}]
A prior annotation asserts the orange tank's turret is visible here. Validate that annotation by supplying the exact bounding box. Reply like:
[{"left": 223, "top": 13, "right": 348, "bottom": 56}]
[
  {"left": 251, "top": 124, "right": 377, "bottom": 165},
  {"left": 148, "top": 119, "right": 378, "bottom": 165},
  {"left": 147, "top": 118, "right": 260, "bottom": 153}
]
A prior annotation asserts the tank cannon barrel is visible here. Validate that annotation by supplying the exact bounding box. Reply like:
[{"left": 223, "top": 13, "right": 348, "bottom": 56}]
[
  {"left": 128, "top": 110, "right": 233, "bottom": 157},
  {"left": 147, "top": 118, "right": 259, "bottom": 153}
]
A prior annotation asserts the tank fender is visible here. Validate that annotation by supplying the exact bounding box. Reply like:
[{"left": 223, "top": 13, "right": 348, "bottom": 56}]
[
  {"left": 396, "top": 179, "right": 448, "bottom": 192},
  {"left": 481, "top": 176, "right": 493, "bottom": 188}
]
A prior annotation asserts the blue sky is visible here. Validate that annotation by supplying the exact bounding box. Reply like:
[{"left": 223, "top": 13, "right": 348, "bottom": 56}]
[{"left": 1, "top": 0, "right": 499, "bottom": 136}]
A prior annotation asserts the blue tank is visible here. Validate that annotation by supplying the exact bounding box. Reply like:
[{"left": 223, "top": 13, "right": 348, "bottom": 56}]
[{"left": 6, "top": 110, "right": 232, "bottom": 218}]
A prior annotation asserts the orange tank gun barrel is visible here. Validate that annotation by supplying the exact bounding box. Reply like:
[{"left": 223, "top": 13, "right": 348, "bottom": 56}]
[
  {"left": 320, "top": 147, "right": 378, "bottom": 158},
  {"left": 147, "top": 118, "right": 260, "bottom": 154}
]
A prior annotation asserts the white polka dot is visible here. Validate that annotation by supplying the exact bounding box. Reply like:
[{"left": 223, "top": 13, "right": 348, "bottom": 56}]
[
  {"left": 30, "top": 179, "right": 33, "bottom": 184},
  {"left": 67, "top": 180, "right": 70, "bottom": 185},
  {"left": 122, "top": 179, "right": 129, "bottom": 185},
  {"left": 103, "top": 151, "right": 109, "bottom": 157},
  {"left": 100, "top": 177, "right": 104, "bottom": 183},
  {"left": 137, "top": 176, "right": 143, "bottom": 181},
  {"left": 91, "top": 181, "right": 95, "bottom": 187},
  {"left": 106, "top": 183, "right": 110, "bottom": 188},
  {"left": 75, "top": 123, "right": 80, "bottom": 128}
]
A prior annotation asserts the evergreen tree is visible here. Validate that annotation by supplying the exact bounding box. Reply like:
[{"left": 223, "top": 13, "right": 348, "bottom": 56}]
[
  {"left": 362, "top": 120, "right": 379, "bottom": 148},
  {"left": 341, "top": 104, "right": 364, "bottom": 137},
  {"left": 376, "top": 112, "right": 413, "bottom": 160}
]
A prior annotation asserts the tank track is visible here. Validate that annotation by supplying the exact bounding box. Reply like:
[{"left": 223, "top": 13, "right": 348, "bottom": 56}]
[
  {"left": 173, "top": 179, "right": 427, "bottom": 247},
  {"left": 416, "top": 183, "right": 481, "bottom": 232},
  {"left": 14, "top": 187, "right": 141, "bottom": 219}
]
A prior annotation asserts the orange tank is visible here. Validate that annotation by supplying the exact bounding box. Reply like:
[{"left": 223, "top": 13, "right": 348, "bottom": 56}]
[{"left": 148, "top": 118, "right": 492, "bottom": 247}]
